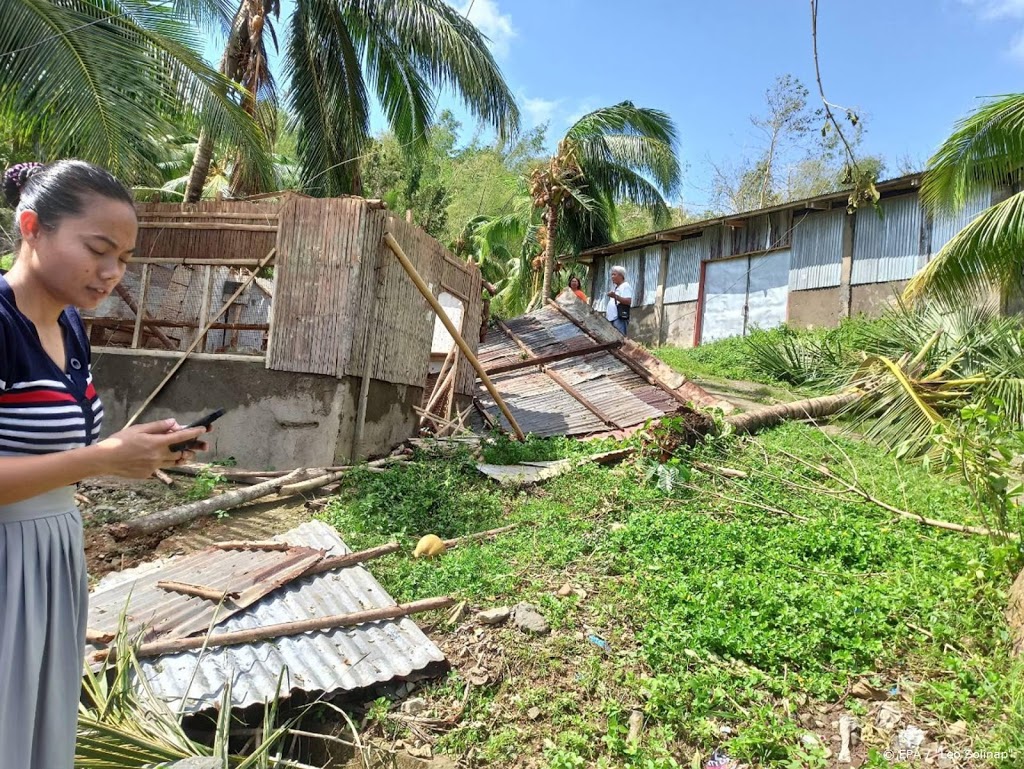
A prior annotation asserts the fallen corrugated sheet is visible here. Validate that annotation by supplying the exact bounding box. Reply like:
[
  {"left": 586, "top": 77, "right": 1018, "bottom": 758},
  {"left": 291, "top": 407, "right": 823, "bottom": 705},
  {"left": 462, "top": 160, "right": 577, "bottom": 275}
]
[
  {"left": 88, "top": 544, "right": 326, "bottom": 642},
  {"left": 86, "top": 521, "right": 446, "bottom": 713},
  {"left": 474, "top": 291, "right": 724, "bottom": 437}
]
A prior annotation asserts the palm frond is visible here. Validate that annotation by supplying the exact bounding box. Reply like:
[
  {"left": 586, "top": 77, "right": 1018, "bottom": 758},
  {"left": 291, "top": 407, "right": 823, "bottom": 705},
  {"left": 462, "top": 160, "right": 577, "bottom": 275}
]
[
  {"left": 921, "top": 93, "right": 1024, "bottom": 213},
  {"left": 1, "top": 0, "right": 269, "bottom": 184},
  {"left": 904, "top": 189, "right": 1024, "bottom": 306}
]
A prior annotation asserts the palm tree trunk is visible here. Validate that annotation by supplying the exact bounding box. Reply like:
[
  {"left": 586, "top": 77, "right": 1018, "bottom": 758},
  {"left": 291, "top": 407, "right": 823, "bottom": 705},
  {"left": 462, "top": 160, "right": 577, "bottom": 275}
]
[
  {"left": 541, "top": 203, "right": 558, "bottom": 300},
  {"left": 185, "top": 129, "right": 217, "bottom": 203},
  {"left": 185, "top": 8, "right": 246, "bottom": 203},
  {"left": 725, "top": 391, "right": 860, "bottom": 435}
]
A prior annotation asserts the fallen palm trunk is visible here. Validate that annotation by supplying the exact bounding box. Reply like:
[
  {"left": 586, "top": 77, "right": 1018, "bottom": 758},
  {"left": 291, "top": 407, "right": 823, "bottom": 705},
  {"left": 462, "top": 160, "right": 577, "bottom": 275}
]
[
  {"left": 725, "top": 391, "right": 861, "bottom": 435},
  {"left": 88, "top": 596, "right": 454, "bottom": 664},
  {"left": 110, "top": 468, "right": 309, "bottom": 539}
]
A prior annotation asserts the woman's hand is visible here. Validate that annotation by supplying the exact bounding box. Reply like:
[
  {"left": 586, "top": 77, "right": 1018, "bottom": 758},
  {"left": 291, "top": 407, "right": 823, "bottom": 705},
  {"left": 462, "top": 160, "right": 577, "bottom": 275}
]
[{"left": 94, "top": 418, "right": 210, "bottom": 479}]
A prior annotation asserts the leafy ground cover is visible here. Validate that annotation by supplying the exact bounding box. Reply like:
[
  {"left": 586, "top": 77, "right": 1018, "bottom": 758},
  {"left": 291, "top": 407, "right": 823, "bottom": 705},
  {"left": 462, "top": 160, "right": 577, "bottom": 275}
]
[{"left": 318, "top": 421, "right": 1022, "bottom": 768}]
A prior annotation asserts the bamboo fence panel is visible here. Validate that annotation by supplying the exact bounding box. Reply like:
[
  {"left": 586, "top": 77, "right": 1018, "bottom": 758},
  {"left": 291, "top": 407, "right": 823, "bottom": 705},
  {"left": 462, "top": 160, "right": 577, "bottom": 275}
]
[
  {"left": 134, "top": 201, "right": 278, "bottom": 262},
  {"left": 268, "top": 198, "right": 363, "bottom": 374}
]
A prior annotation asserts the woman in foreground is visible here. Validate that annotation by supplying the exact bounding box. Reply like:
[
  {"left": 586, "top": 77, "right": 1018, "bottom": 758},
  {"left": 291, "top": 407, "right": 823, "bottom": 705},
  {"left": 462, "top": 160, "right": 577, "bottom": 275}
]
[{"left": 0, "top": 160, "right": 210, "bottom": 769}]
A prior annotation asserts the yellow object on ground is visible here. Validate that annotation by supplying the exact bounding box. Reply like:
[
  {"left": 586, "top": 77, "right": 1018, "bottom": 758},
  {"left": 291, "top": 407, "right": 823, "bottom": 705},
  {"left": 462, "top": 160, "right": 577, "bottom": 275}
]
[{"left": 413, "top": 534, "right": 447, "bottom": 558}]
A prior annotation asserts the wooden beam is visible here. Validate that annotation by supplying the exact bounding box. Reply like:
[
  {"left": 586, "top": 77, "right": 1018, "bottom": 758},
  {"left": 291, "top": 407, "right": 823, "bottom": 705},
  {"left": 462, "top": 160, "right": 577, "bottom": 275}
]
[
  {"left": 382, "top": 232, "right": 525, "bottom": 441},
  {"left": 805, "top": 200, "right": 832, "bottom": 210},
  {"left": 483, "top": 341, "right": 621, "bottom": 375},
  {"left": 138, "top": 222, "right": 278, "bottom": 232},
  {"left": 654, "top": 233, "right": 685, "bottom": 242},
  {"left": 88, "top": 596, "right": 455, "bottom": 664},
  {"left": 132, "top": 258, "right": 268, "bottom": 267},
  {"left": 655, "top": 244, "right": 670, "bottom": 346},
  {"left": 138, "top": 212, "right": 279, "bottom": 220}
]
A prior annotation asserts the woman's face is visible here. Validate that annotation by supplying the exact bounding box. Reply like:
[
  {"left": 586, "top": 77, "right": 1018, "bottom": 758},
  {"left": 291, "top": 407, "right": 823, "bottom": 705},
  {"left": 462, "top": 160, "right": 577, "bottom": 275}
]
[
  {"left": 20, "top": 195, "right": 137, "bottom": 310},
  {"left": 569, "top": 278, "right": 580, "bottom": 290}
]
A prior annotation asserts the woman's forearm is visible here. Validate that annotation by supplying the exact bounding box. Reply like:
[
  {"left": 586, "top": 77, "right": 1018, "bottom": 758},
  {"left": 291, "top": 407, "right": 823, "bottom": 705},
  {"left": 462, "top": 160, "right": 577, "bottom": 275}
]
[{"left": 0, "top": 445, "right": 112, "bottom": 505}]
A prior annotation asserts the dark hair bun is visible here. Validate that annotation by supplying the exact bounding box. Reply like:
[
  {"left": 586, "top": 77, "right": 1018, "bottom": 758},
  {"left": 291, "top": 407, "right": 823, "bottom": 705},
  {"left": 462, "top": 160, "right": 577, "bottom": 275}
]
[{"left": 3, "top": 162, "right": 45, "bottom": 208}]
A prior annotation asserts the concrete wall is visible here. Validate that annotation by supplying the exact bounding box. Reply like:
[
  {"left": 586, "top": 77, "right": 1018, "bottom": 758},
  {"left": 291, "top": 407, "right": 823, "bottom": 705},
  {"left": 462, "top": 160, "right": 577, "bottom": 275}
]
[
  {"left": 850, "top": 281, "right": 908, "bottom": 318},
  {"left": 92, "top": 350, "right": 421, "bottom": 469},
  {"left": 627, "top": 305, "right": 659, "bottom": 344},
  {"left": 787, "top": 287, "right": 844, "bottom": 330},
  {"left": 662, "top": 301, "right": 698, "bottom": 348}
]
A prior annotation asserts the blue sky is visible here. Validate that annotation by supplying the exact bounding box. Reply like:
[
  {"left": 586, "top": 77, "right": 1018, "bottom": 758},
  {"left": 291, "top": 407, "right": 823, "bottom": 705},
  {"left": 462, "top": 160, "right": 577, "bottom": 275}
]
[{"left": 213, "top": 0, "right": 1024, "bottom": 209}]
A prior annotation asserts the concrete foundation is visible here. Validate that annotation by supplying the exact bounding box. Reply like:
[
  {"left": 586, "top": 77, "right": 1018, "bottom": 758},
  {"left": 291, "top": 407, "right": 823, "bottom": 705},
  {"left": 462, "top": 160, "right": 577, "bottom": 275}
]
[
  {"left": 850, "top": 281, "right": 908, "bottom": 318},
  {"left": 787, "top": 286, "right": 844, "bottom": 330},
  {"left": 92, "top": 350, "right": 422, "bottom": 469},
  {"left": 662, "top": 301, "right": 698, "bottom": 348},
  {"left": 627, "top": 305, "right": 659, "bottom": 344}
]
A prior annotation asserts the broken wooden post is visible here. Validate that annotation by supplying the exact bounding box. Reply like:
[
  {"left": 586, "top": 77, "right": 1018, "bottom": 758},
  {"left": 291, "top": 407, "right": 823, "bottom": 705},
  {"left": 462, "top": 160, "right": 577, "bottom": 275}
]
[
  {"left": 88, "top": 596, "right": 455, "bottom": 664},
  {"left": 124, "top": 248, "right": 276, "bottom": 428},
  {"left": 382, "top": 231, "right": 525, "bottom": 440},
  {"left": 110, "top": 466, "right": 307, "bottom": 539},
  {"left": 115, "top": 282, "right": 177, "bottom": 351}
]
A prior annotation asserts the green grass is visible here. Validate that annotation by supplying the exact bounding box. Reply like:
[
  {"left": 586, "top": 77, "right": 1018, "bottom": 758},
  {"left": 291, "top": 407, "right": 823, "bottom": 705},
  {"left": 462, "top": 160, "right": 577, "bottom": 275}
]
[
  {"left": 320, "top": 424, "right": 1022, "bottom": 768},
  {"left": 0, "top": 253, "right": 12, "bottom": 271},
  {"left": 653, "top": 328, "right": 791, "bottom": 384}
]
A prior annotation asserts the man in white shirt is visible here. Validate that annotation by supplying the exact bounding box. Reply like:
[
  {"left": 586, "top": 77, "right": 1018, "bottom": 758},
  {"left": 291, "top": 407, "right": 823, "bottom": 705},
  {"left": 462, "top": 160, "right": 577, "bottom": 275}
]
[{"left": 605, "top": 265, "right": 633, "bottom": 336}]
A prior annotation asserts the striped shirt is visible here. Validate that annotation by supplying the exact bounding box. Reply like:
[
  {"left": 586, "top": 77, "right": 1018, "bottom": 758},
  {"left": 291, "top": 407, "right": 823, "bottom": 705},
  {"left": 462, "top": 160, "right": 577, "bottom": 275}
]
[{"left": 0, "top": 275, "right": 103, "bottom": 456}]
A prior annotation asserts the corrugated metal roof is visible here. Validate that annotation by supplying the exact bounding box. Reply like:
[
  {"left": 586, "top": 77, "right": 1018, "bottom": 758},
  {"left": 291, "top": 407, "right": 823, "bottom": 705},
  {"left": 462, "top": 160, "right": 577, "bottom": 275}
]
[
  {"left": 88, "top": 522, "right": 446, "bottom": 714},
  {"left": 475, "top": 294, "right": 712, "bottom": 437},
  {"left": 88, "top": 545, "right": 326, "bottom": 642},
  {"left": 851, "top": 194, "right": 923, "bottom": 285},
  {"left": 790, "top": 209, "right": 844, "bottom": 290},
  {"left": 580, "top": 173, "right": 928, "bottom": 259}
]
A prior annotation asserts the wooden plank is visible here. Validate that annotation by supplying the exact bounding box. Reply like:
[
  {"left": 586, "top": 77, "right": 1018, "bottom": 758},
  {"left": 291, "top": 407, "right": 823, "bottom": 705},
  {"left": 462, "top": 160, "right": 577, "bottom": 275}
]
[
  {"left": 139, "top": 212, "right": 279, "bottom": 220},
  {"left": 133, "top": 258, "right": 267, "bottom": 267},
  {"left": 138, "top": 222, "right": 278, "bottom": 232}
]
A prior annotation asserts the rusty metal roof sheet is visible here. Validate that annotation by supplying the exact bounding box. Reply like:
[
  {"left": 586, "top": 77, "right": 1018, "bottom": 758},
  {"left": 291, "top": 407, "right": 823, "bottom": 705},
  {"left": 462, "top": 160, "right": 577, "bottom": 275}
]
[
  {"left": 87, "top": 522, "right": 446, "bottom": 714},
  {"left": 88, "top": 544, "right": 325, "bottom": 642},
  {"left": 475, "top": 295, "right": 717, "bottom": 437}
]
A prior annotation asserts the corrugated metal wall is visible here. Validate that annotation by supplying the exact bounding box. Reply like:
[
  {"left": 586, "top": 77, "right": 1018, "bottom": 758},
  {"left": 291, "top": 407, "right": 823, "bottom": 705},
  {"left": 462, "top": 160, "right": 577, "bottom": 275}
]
[
  {"left": 851, "top": 194, "right": 922, "bottom": 285},
  {"left": 664, "top": 233, "right": 706, "bottom": 304},
  {"left": 930, "top": 188, "right": 994, "bottom": 256},
  {"left": 789, "top": 209, "right": 845, "bottom": 290},
  {"left": 640, "top": 246, "right": 661, "bottom": 306},
  {"left": 590, "top": 256, "right": 609, "bottom": 311}
]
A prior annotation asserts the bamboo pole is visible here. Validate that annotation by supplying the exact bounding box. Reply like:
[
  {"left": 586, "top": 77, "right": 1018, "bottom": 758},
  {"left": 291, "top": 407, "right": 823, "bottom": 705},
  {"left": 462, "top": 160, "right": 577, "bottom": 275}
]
[
  {"left": 157, "top": 580, "right": 236, "bottom": 602},
  {"left": 420, "top": 360, "right": 457, "bottom": 425},
  {"left": 305, "top": 542, "right": 402, "bottom": 575},
  {"left": 88, "top": 596, "right": 455, "bottom": 664},
  {"left": 382, "top": 232, "right": 524, "bottom": 440},
  {"left": 124, "top": 248, "right": 275, "bottom": 428}
]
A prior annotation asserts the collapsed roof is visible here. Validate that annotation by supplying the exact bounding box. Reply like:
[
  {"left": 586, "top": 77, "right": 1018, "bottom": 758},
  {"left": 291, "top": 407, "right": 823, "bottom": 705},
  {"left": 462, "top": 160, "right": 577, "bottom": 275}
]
[{"left": 473, "top": 291, "right": 724, "bottom": 438}]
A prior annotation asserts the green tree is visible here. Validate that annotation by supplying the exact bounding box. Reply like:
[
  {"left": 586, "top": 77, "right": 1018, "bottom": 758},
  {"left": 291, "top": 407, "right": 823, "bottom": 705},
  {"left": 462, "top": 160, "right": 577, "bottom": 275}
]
[
  {"left": 530, "top": 101, "right": 682, "bottom": 299},
  {"left": 1, "top": 0, "right": 268, "bottom": 183},
  {"left": 905, "top": 94, "right": 1024, "bottom": 306},
  {"left": 184, "top": 0, "right": 520, "bottom": 202}
]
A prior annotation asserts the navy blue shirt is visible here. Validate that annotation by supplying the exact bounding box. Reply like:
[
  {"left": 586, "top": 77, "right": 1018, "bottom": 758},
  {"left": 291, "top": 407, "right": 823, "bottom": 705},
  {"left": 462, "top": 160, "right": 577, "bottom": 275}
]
[{"left": 0, "top": 275, "right": 104, "bottom": 456}]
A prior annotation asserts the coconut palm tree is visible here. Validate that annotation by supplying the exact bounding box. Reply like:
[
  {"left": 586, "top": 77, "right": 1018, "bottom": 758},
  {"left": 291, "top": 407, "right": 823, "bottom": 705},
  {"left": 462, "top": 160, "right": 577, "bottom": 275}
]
[
  {"left": 905, "top": 94, "right": 1024, "bottom": 306},
  {"left": 1, "top": 0, "right": 269, "bottom": 184},
  {"left": 184, "top": 0, "right": 520, "bottom": 202},
  {"left": 531, "top": 101, "right": 682, "bottom": 299}
]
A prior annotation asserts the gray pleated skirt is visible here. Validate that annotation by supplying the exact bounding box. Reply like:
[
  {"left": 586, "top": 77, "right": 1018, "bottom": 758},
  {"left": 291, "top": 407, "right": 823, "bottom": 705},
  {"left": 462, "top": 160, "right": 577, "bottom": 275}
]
[{"left": 0, "top": 487, "right": 88, "bottom": 769}]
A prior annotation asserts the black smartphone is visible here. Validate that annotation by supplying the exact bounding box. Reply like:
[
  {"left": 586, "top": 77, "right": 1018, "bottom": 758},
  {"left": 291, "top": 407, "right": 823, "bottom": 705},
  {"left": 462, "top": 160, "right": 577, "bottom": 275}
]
[{"left": 169, "top": 408, "right": 225, "bottom": 452}]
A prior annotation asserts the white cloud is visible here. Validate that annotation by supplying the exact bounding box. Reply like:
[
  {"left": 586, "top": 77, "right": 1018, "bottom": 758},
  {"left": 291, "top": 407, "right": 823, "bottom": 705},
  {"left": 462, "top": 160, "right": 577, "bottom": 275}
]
[
  {"left": 522, "top": 95, "right": 562, "bottom": 127},
  {"left": 960, "top": 0, "right": 1024, "bottom": 61},
  {"left": 964, "top": 0, "right": 1024, "bottom": 17},
  {"left": 452, "top": 0, "right": 516, "bottom": 58}
]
